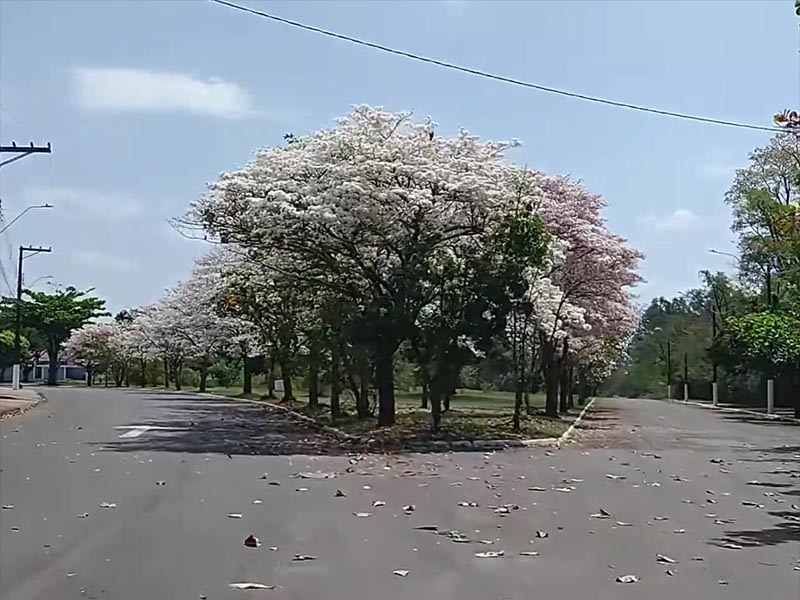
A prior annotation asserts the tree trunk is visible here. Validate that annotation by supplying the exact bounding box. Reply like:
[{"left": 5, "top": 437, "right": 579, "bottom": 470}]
[
  {"left": 280, "top": 358, "right": 293, "bottom": 402},
  {"left": 140, "top": 358, "right": 147, "bottom": 387},
  {"left": 163, "top": 357, "right": 170, "bottom": 388},
  {"left": 430, "top": 380, "right": 442, "bottom": 432},
  {"left": 242, "top": 355, "right": 252, "bottom": 396},
  {"left": 266, "top": 349, "right": 277, "bottom": 398},
  {"left": 330, "top": 343, "right": 341, "bottom": 421},
  {"left": 174, "top": 360, "right": 183, "bottom": 391},
  {"left": 199, "top": 363, "right": 208, "bottom": 392},
  {"left": 566, "top": 366, "right": 574, "bottom": 410},
  {"left": 558, "top": 367, "right": 568, "bottom": 414},
  {"left": 420, "top": 375, "right": 429, "bottom": 409},
  {"left": 47, "top": 341, "right": 58, "bottom": 385},
  {"left": 308, "top": 345, "right": 319, "bottom": 411},
  {"left": 375, "top": 347, "right": 395, "bottom": 427},
  {"left": 86, "top": 367, "right": 93, "bottom": 387},
  {"left": 541, "top": 338, "right": 559, "bottom": 417},
  {"left": 124, "top": 362, "right": 130, "bottom": 387},
  {"left": 358, "top": 359, "right": 370, "bottom": 420}
]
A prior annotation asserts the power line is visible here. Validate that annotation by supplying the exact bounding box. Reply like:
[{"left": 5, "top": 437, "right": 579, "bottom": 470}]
[{"left": 209, "top": 0, "right": 782, "bottom": 134}]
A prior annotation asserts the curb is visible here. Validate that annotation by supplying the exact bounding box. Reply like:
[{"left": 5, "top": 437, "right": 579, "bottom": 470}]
[
  {"left": 139, "top": 388, "right": 599, "bottom": 452},
  {"left": 0, "top": 389, "right": 47, "bottom": 420},
  {"left": 661, "top": 397, "right": 800, "bottom": 424}
]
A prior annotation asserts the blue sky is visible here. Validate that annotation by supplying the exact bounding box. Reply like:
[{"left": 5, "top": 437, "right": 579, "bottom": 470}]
[{"left": 0, "top": 0, "right": 796, "bottom": 313}]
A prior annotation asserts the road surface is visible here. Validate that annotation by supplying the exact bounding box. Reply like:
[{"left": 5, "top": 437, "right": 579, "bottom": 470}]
[{"left": 1, "top": 388, "right": 798, "bottom": 600}]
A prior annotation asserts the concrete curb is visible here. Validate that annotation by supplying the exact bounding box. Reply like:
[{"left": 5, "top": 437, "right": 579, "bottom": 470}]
[
  {"left": 233, "top": 396, "right": 599, "bottom": 452},
  {"left": 661, "top": 397, "right": 800, "bottom": 424},
  {"left": 137, "top": 388, "right": 599, "bottom": 452},
  {"left": 0, "top": 389, "right": 47, "bottom": 419}
]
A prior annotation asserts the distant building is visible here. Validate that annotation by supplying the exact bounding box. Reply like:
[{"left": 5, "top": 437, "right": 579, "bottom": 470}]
[{"left": 0, "top": 354, "right": 86, "bottom": 384}]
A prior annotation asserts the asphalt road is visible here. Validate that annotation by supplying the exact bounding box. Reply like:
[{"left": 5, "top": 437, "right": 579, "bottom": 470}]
[{"left": 1, "top": 388, "right": 798, "bottom": 600}]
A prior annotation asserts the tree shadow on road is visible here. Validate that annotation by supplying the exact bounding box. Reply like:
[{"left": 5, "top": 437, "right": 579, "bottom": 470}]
[
  {"left": 710, "top": 521, "right": 800, "bottom": 548},
  {"left": 90, "top": 395, "right": 352, "bottom": 457}
]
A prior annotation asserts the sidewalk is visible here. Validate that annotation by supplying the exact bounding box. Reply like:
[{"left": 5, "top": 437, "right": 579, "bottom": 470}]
[
  {"left": 663, "top": 396, "right": 799, "bottom": 424},
  {"left": 0, "top": 387, "right": 46, "bottom": 418}
]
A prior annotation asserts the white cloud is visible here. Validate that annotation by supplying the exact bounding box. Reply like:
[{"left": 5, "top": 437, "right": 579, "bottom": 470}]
[
  {"left": 644, "top": 209, "right": 703, "bottom": 233},
  {"left": 72, "top": 67, "right": 254, "bottom": 118},
  {"left": 24, "top": 186, "right": 142, "bottom": 220},
  {"left": 70, "top": 250, "right": 138, "bottom": 271}
]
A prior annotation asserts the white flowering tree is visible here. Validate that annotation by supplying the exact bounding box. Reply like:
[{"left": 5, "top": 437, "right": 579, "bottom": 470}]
[
  {"left": 63, "top": 322, "right": 128, "bottom": 386},
  {"left": 183, "top": 107, "right": 564, "bottom": 425}
]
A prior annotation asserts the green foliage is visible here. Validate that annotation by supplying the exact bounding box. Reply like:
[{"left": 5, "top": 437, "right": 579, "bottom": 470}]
[
  {"left": 715, "top": 312, "right": 800, "bottom": 375},
  {"left": 0, "top": 329, "right": 29, "bottom": 368},
  {"left": 209, "top": 357, "right": 241, "bottom": 388}
]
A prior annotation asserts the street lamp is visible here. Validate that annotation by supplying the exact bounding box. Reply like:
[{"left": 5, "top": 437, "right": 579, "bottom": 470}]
[
  {"left": 27, "top": 274, "right": 53, "bottom": 288},
  {"left": 0, "top": 204, "right": 53, "bottom": 235}
]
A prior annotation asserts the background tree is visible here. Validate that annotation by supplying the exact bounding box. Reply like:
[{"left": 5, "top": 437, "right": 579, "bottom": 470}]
[{"left": 0, "top": 287, "right": 107, "bottom": 385}]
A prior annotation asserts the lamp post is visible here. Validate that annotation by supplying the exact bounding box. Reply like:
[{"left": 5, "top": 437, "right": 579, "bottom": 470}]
[
  {"left": 13, "top": 245, "right": 52, "bottom": 390},
  {"left": 0, "top": 204, "right": 53, "bottom": 236}
]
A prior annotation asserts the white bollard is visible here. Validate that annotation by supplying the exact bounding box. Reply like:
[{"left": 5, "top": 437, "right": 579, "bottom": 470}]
[
  {"left": 667, "top": 385, "right": 672, "bottom": 400},
  {"left": 684, "top": 383, "right": 689, "bottom": 402},
  {"left": 767, "top": 379, "right": 775, "bottom": 415},
  {"left": 712, "top": 382, "right": 719, "bottom": 407},
  {"left": 11, "top": 364, "right": 20, "bottom": 391}
]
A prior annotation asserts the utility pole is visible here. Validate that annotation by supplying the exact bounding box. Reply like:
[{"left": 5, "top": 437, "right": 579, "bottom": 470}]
[
  {"left": 13, "top": 245, "right": 52, "bottom": 390},
  {"left": 0, "top": 142, "right": 52, "bottom": 169},
  {"left": 666, "top": 340, "right": 672, "bottom": 399},
  {"left": 683, "top": 352, "right": 689, "bottom": 401},
  {"left": 711, "top": 309, "right": 719, "bottom": 406}
]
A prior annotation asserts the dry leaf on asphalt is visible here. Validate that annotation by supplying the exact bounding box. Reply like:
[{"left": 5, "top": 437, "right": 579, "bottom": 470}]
[
  {"left": 691, "top": 557, "right": 705, "bottom": 561},
  {"left": 605, "top": 474, "right": 625, "bottom": 480},
  {"left": 403, "top": 505, "right": 415, "bottom": 513},
  {"left": 156, "top": 481, "right": 166, "bottom": 486},
  {"left": 335, "top": 490, "right": 346, "bottom": 497},
  {"left": 393, "top": 569, "right": 409, "bottom": 577},
  {"left": 229, "top": 582, "right": 275, "bottom": 590},
  {"left": 292, "top": 554, "right": 316, "bottom": 561},
  {"left": 353, "top": 512, "right": 372, "bottom": 518},
  {"left": 244, "top": 535, "right": 261, "bottom": 548},
  {"left": 718, "top": 580, "right": 729, "bottom": 585},
  {"left": 373, "top": 500, "right": 386, "bottom": 507},
  {"left": 252, "top": 499, "right": 263, "bottom": 505},
  {"left": 656, "top": 554, "right": 677, "bottom": 564},
  {"left": 742, "top": 500, "right": 764, "bottom": 508},
  {"left": 295, "top": 488, "right": 308, "bottom": 493},
  {"left": 665, "top": 569, "right": 675, "bottom": 576},
  {"left": 653, "top": 516, "right": 669, "bottom": 521},
  {"left": 475, "top": 551, "right": 505, "bottom": 558},
  {"left": 719, "top": 542, "right": 743, "bottom": 550},
  {"left": 414, "top": 525, "right": 438, "bottom": 531},
  {"left": 528, "top": 486, "right": 547, "bottom": 492},
  {"left": 519, "top": 551, "right": 539, "bottom": 556},
  {"left": 673, "top": 529, "right": 686, "bottom": 534},
  {"left": 1, "top": 505, "right": 14, "bottom": 510},
  {"left": 615, "top": 521, "right": 632, "bottom": 527},
  {"left": 268, "top": 481, "right": 281, "bottom": 486},
  {"left": 99, "top": 502, "right": 116, "bottom": 509},
  {"left": 616, "top": 575, "right": 640, "bottom": 584},
  {"left": 535, "top": 530, "right": 549, "bottom": 539},
  {"left": 458, "top": 501, "right": 479, "bottom": 507},
  {"left": 78, "top": 513, "right": 89, "bottom": 519},
  {"left": 590, "top": 508, "right": 612, "bottom": 519},
  {"left": 227, "top": 513, "right": 243, "bottom": 519}
]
